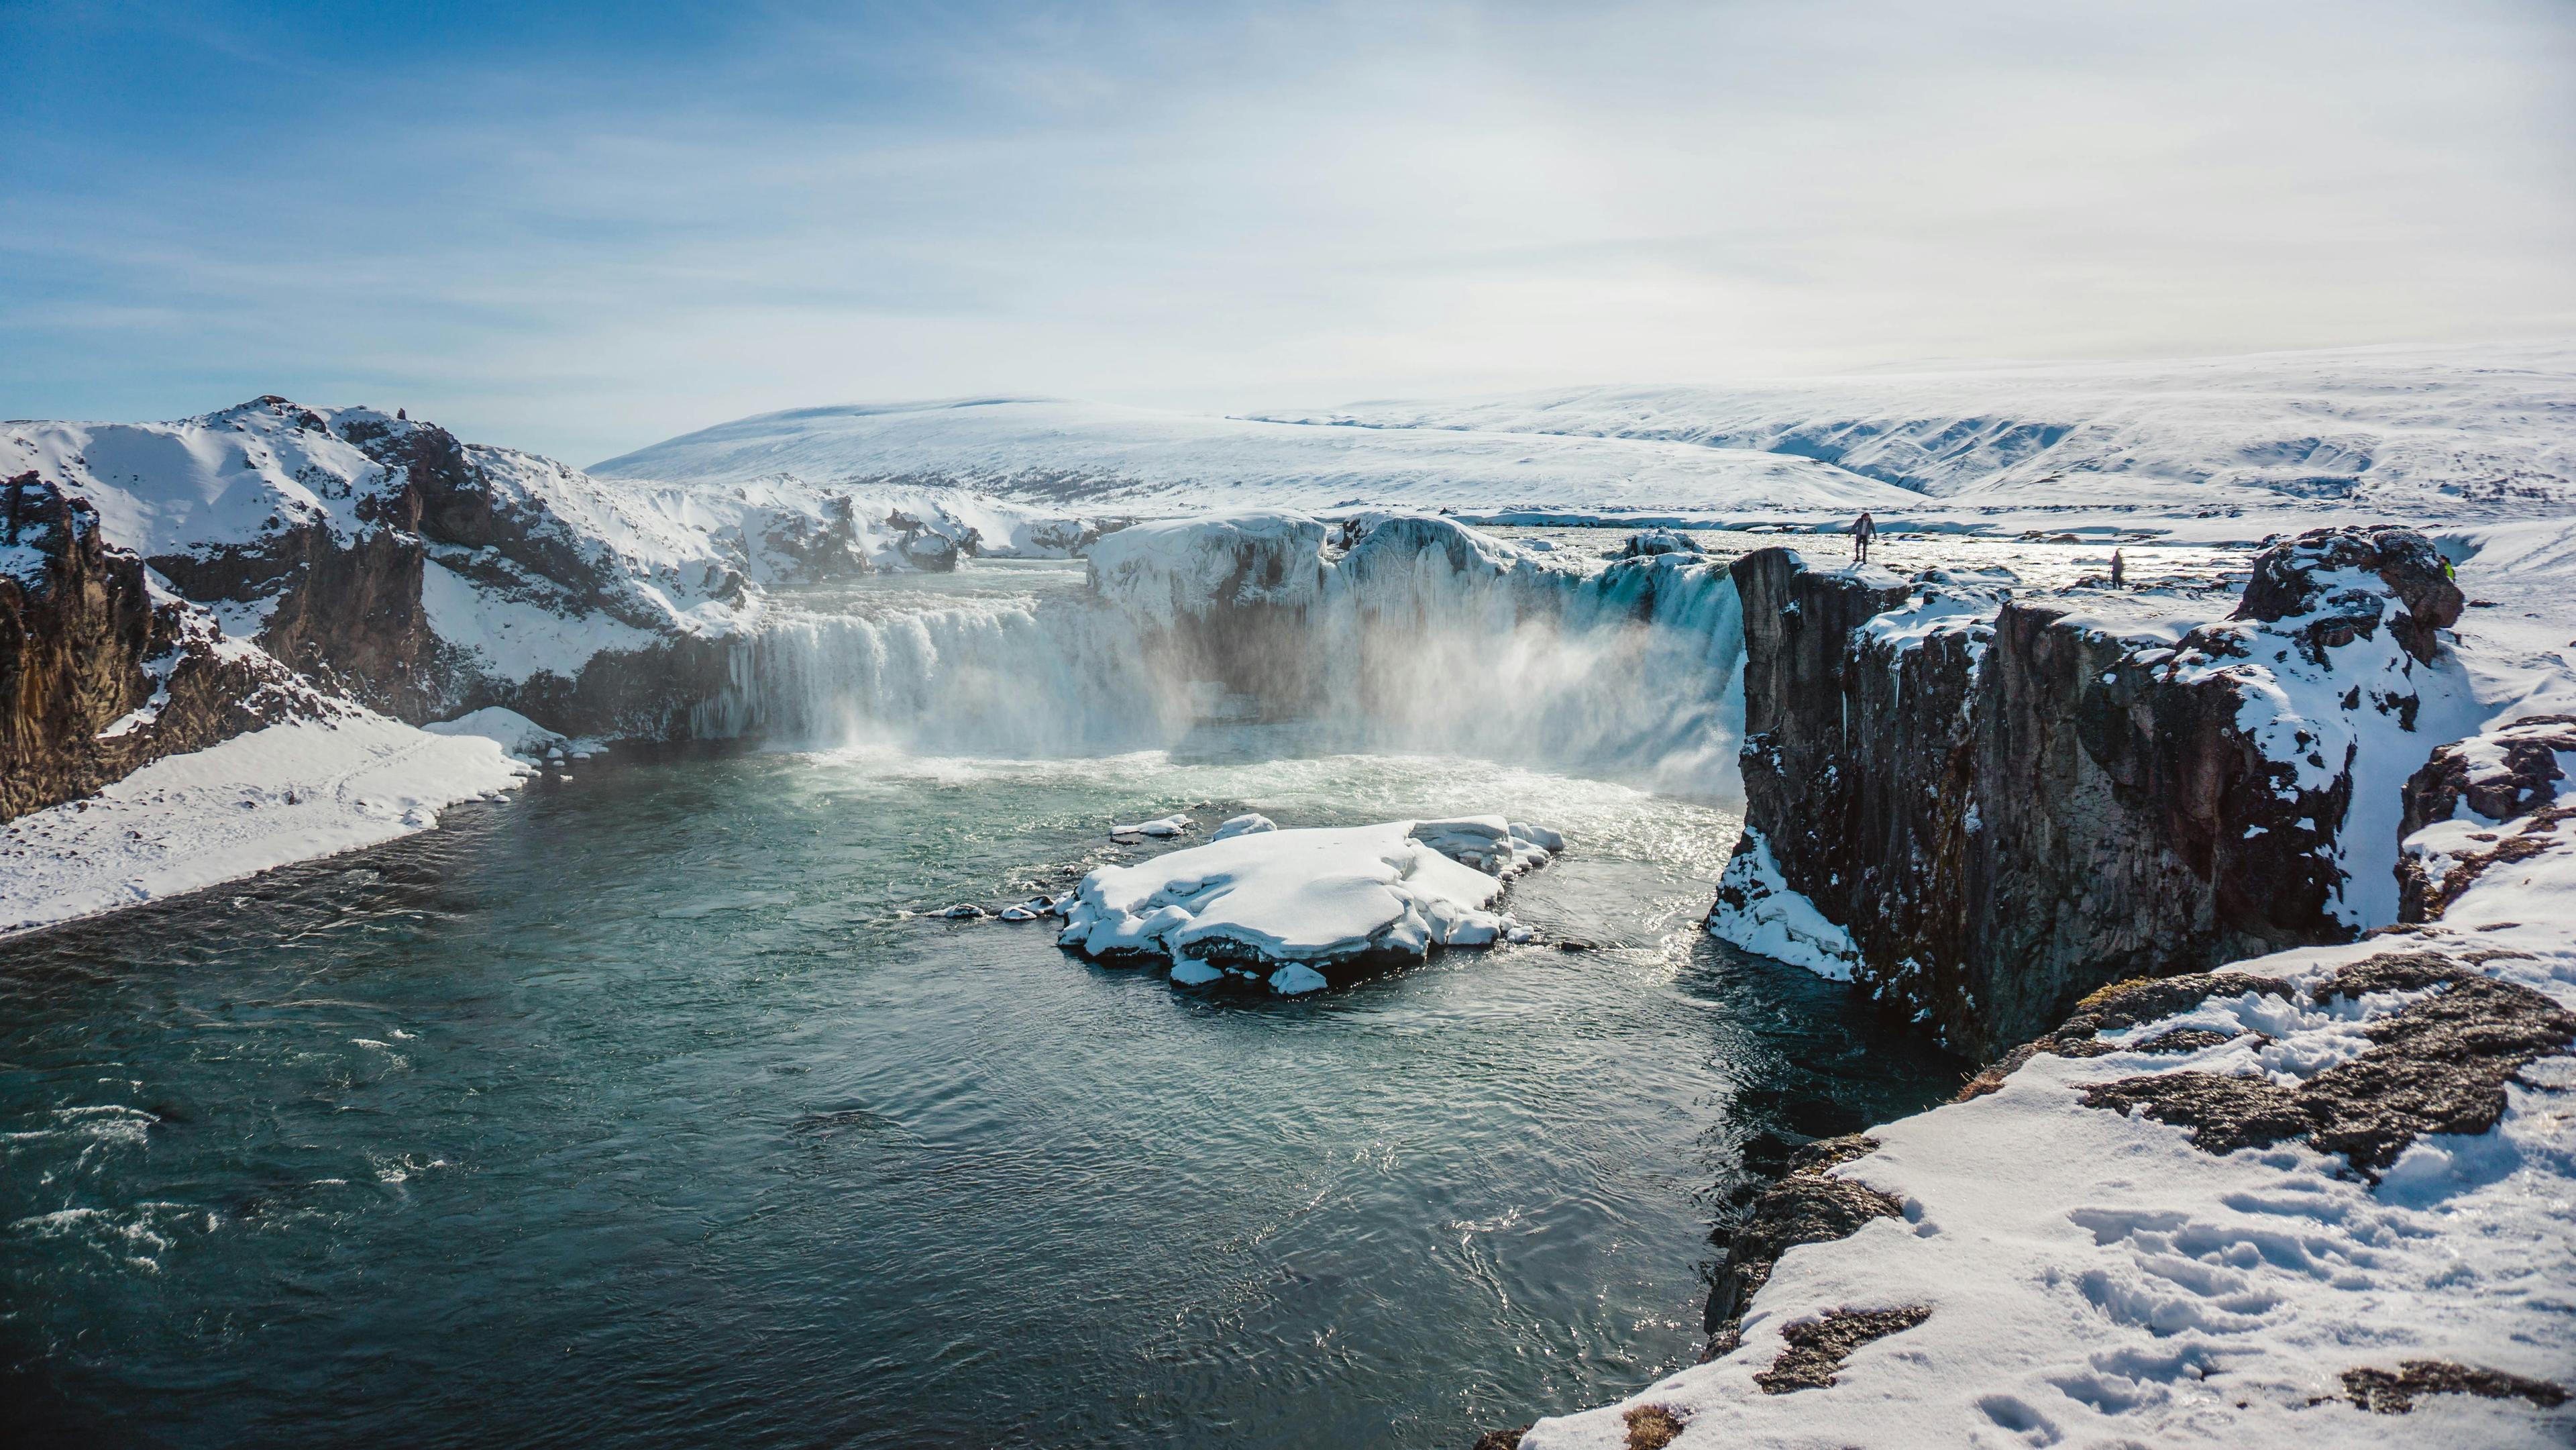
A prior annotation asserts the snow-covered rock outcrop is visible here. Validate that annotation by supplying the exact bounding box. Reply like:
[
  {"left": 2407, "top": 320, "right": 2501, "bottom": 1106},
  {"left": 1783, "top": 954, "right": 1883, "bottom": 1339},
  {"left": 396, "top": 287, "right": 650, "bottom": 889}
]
[
  {"left": 1711, "top": 527, "right": 2477, "bottom": 1055},
  {"left": 1512, "top": 830, "right": 2576, "bottom": 1447},
  {"left": 1057, "top": 816, "right": 1556, "bottom": 990},
  {"left": 2397, "top": 714, "right": 2576, "bottom": 923}
]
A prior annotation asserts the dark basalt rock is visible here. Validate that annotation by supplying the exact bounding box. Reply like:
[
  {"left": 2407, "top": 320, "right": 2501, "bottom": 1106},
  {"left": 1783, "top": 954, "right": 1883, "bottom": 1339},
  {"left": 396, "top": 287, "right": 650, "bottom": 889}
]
[
  {"left": 1721, "top": 525, "right": 2458, "bottom": 1057},
  {"left": 1753, "top": 1305, "right": 1933, "bottom": 1394},
  {"left": 1703, "top": 1135, "right": 1898, "bottom": 1346},
  {"left": 1466, "top": 1426, "right": 1529, "bottom": 1450},
  {"left": 2078, "top": 952, "right": 2576, "bottom": 1176},
  {"left": 2341, "top": 1360, "right": 2569, "bottom": 1414}
]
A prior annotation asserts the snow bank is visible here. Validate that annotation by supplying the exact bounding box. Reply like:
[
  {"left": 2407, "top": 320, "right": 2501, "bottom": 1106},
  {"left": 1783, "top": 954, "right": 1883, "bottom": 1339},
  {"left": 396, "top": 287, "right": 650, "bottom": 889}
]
[
  {"left": 0, "top": 715, "right": 528, "bottom": 938},
  {"left": 1056, "top": 817, "right": 1556, "bottom": 990},
  {"left": 1528, "top": 840, "right": 2576, "bottom": 1449},
  {"left": 423, "top": 705, "right": 570, "bottom": 762}
]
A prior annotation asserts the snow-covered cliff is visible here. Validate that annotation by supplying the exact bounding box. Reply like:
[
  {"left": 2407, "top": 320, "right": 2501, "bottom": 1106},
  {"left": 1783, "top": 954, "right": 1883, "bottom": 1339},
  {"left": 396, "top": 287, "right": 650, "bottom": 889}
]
[{"left": 1709, "top": 527, "right": 2480, "bottom": 1056}]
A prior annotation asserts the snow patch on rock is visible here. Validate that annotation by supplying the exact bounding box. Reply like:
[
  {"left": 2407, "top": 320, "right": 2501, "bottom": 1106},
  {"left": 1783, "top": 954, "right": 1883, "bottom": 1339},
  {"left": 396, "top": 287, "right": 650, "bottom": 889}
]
[{"left": 1057, "top": 817, "right": 1556, "bottom": 984}]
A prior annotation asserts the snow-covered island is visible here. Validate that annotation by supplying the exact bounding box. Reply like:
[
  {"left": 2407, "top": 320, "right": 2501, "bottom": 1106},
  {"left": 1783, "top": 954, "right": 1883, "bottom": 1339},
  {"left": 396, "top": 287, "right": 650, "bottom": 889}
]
[{"left": 1057, "top": 815, "right": 1558, "bottom": 992}]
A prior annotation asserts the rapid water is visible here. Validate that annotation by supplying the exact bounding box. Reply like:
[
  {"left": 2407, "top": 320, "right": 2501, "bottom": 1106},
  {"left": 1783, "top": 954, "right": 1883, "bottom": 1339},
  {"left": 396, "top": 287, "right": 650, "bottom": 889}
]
[{"left": 0, "top": 739, "right": 1955, "bottom": 1449}]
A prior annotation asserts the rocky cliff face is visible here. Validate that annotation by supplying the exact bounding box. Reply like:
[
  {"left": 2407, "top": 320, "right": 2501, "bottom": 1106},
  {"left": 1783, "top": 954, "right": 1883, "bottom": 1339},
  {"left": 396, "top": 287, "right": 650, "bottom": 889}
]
[
  {"left": 1714, "top": 527, "right": 2467, "bottom": 1057},
  {"left": 0, "top": 397, "right": 1096, "bottom": 821},
  {"left": 1, "top": 474, "right": 319, "bottom": 823}
]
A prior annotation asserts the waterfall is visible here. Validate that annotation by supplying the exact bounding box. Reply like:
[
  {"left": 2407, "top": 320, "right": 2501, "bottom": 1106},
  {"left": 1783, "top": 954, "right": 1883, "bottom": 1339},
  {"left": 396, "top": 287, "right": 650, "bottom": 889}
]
[
  {"left": 696, "top": 517, "right": 1749, "bottom": 798},
  {"left": 1316, "top": 521, "right": 1746, "bottom": 796},
  {"left": 691, "top": 596, "right": 1189, "bottom": 756}
]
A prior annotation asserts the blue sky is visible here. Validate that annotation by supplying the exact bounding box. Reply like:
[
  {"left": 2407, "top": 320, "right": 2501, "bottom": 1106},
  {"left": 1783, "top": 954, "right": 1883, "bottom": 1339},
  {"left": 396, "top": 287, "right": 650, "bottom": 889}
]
[{"left": 5, "top": 0, "right": 2573, "bottom": 464}]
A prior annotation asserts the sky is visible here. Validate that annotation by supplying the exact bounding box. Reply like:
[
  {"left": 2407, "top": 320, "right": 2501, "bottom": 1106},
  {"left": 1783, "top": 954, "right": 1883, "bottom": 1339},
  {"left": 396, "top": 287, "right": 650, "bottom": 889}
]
[{"left": 4, "top": 0, "right": 2573, "bottom": 466}]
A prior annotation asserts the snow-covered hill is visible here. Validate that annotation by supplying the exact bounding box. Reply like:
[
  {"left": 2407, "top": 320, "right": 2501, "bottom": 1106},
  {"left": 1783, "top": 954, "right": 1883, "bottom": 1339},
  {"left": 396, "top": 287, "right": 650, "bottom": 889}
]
[
  {"left": 590, "top": 397, "right": 1919, "bottom": 515},
  {"left": 1269, "top": 340, "right": 2576, "bottom": 518},
  {"left": 597, "top": 342, "right": 2576, "bottom": 531}
]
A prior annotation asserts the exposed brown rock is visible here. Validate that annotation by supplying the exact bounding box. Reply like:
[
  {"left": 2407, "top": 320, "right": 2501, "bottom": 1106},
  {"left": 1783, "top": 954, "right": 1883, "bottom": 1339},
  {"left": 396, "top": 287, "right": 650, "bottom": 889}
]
[
  {"left": 2399, "top": 714, "right": 2576, "bottom": 839},
  {"left": 2341, "top": 1360, "right": 2568, "bottom": 1414},
  {"left": 1704, "top": 1135, "right": 1899, "bottom": 1345},
  {"left": 2, "top": 476, "right": 316, "bottom": 823},
  {"left": 1621, "top": 1404, "right": 1685, "bottom": 1449},
  {"left": 1753, "top": 1305, "right": 1933, "bottom": 1394},
  {"left": 2080, "top": 953, "right": 2576, "bottom": 1176}
]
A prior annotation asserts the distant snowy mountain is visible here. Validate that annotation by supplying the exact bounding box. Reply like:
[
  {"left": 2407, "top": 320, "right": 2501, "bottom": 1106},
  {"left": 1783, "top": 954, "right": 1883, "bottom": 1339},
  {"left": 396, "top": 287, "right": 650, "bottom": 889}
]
[
  {"left": 597, "top": 342, "right": 2576, "bottom": 527},
  {"left": 590, "top": 397, "right": 1917, "bottom": 515},
  {"left": 1269, "top": 340, "right": 2576, "bottom": 517}
]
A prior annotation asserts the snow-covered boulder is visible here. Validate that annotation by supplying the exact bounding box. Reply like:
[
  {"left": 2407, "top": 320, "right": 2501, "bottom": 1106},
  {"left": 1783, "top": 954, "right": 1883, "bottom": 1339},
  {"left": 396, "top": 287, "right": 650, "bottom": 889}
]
[
  {"left": 1211, "top": 813, "right": 1277, "bottom": 840},
  {"left": 1056, "top": 817, "right": 1554, "bottom": 990},
  {"left": 424, "top": 706, "right": 571, "bottom": 763}
]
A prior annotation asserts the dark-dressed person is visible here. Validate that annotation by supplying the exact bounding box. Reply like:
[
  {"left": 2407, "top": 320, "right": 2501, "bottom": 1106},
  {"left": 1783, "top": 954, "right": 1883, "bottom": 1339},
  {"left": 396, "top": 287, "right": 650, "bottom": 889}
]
[{"left": 1853, "top": 511, "right": 1876, "bottom": 564}]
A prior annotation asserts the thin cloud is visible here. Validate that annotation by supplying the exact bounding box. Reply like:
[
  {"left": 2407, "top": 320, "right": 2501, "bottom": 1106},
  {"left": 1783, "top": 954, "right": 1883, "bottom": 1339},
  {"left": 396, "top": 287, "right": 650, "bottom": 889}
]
[{"left": 1, "top": 0, "right": 2569, "bottom": 464}]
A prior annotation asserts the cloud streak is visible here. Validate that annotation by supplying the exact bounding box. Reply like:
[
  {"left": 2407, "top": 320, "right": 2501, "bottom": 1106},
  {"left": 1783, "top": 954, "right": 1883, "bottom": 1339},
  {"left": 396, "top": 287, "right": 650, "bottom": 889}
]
[{"left": 3, "top": 0, "right": 2571, "bottom": 464}]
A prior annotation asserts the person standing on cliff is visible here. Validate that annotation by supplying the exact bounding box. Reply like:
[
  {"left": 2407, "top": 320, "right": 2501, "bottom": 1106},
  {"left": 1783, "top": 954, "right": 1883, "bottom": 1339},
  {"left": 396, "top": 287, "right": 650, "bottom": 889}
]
[
  {"left": 2110, "top": 549, "right": 2125, "bottom": 588},
  {"left": 1852, "top": 511, "right": 1876, "bottom": 565}
]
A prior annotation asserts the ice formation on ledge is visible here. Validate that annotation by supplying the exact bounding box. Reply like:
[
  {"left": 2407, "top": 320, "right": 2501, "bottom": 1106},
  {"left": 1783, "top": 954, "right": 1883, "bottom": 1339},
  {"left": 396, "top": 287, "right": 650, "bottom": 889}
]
[
  {"left": 1083, "top": 511, "right": 1326, "bottom": 627},
  {"left": 1057, "top": 816, "right": 1557, "bottom": 992}
]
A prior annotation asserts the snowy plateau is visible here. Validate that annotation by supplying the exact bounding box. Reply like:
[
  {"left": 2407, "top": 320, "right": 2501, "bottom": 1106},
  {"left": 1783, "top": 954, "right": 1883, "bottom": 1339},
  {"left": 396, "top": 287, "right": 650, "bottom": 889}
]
[{"left": 9, "top": 339, "right": 2576, "bottom": 1447}]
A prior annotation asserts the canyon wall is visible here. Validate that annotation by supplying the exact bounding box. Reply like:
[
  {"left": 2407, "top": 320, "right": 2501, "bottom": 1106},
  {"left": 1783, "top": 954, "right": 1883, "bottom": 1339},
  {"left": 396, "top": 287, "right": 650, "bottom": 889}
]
[
  {"left": 1, "top": 474, "right": 318, "bottom": 822},
  {"left": 1714, "top": 527, "right": 2467, "bottom": 1057}
]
